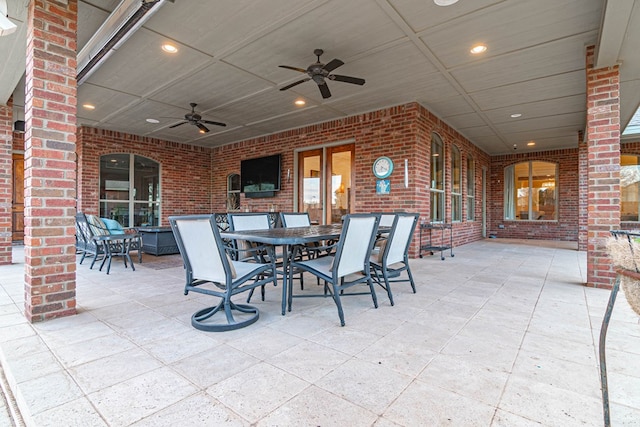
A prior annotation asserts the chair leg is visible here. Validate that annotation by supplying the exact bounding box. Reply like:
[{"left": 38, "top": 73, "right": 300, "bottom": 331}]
[
  {"left": 381, "top": 268, "right": 394, "bottom": 306},
  {"left": 331, "top": 283, "right": 346, "bottom": 327},
  {"left": 191, "top": 298, "right": 259, "bottom": 332},
  {"left": 406, "top": 263, "right": 417, "bottom": 293},
  {"left": 367, "top": 277, "right": 379, "bottom": 309}
]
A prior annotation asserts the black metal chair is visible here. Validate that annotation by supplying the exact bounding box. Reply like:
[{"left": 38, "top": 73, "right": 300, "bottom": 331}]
[
  {"left": 169, "top": 214, "right": 277, "bottom": 332},
  {"left": 288, "top": 213, "right": 380, "bottom": 326},
  {"left": 369, "top": 213, "right": 419, "bottom": 306},
  {"left": 75, "top": 212, "right": 107, "bottom": 269}
]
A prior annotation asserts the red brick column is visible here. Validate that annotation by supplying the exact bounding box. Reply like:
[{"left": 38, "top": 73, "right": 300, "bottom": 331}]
[
  {"left": 585, "top": 45, "right": 620, "bottom": 288},
  {"left": 0, "top": 103, "right": 12, "bottom": 265},
  {"left": 577, "top": 131, "right": 587, "bottom": 251},
  {"left": 24, "top": 0, "right": 78, "bottom": 321}
]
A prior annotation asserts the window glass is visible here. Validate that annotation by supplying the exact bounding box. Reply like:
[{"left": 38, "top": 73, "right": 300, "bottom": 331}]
[
  {"left": 504, "top": 161, "right": 557, "bottom": 221},
  {"left": 621, "top": 155, "right": 640, "bottom": 221},
  {"left": 430, "top": 134, "right": 444, "bottom": 222},
  {"left": 99, "top": 154, "right": 160, "bottom": 227},
  {"left": 467, "top": 156, "right": 475, "bottom": 220},
  {"left": 451, "top": 146, "right": 461, "bottom": 222},
  {"left": 227, "top": 173, "right": 240, "bottom": 211}
]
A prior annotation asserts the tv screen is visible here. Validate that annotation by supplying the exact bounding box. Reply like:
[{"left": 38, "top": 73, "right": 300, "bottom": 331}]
[{"left": 240, "top": 154, "right": 281, "bottom": 194}]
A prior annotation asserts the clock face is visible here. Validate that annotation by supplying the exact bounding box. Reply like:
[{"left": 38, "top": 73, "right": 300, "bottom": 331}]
[{"left": 373, "top": 156, "right": 393, "bottom": 178}]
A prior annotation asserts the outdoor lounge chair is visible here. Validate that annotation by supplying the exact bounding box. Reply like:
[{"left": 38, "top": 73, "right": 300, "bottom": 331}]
[
  {"left": 369, "top": 213, "right": 419, "bottom": 306},
  {"left": 288, "top": 213, "right": 380, "bottom": 326},
  {"left": 169, "top": 214, "right": 277, "bottom": 332}
]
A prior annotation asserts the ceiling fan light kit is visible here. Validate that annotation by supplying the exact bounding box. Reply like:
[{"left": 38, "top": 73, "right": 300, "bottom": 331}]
[{"left": 279, "top": 49, "right": 365, "bottom": 99}]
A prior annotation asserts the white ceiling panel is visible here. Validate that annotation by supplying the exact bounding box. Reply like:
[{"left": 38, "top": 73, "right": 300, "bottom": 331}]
[
  {"left": 84, "top": 28, "right": 213, "bottom": 97},
  {"left": 76, "top": 84, "right": 142, "bottom": 124},
  {"left": 421, "top": 0, "right": 602, "bottom": 69},
  {"left": 445, "top": 112, "right": 487, "bottom": 130},
  {"left": 484, "top": 95, "right": 585, "bottom": 124},
  {"left": 149, "top": 62, "right": 273, "bottom": 109},
  {"left": 452, "top": 34, "right": 597, "bottom": 93},
  {"left": 470, "top": 70, "right": 586, "bottom": 111},
  {"left": 495, "top": 112, "right": 585, "bottom": 135},
  {"left": 423, "top": 96, "right": 475, "bottom": 118},
  {"left": 389, "top": 0, "right": 503, "bottom": 34}
]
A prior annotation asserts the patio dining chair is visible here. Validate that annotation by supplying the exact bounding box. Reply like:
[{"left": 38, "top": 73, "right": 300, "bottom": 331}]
[
  {"left": 370, "top": 212, "right": 419, "bottom": 306},
  {"left": 288, "top": 213, "right": 380, "bottom": 326},
  {"left": 228, "top": 212, "right": 300, "bottom": 301},
  {"left": 169, "top": 214, "right": 277, "bottom": 332}
]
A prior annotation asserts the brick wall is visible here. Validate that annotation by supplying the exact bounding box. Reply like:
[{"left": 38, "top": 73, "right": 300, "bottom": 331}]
[
  {"left": 210, "top": 102, "right": 490, "bottom": 256},
  {"left": 78, "top": 127, "right": 212, "bottom": 223},
  {"left": 488, "top": 148, "right": 579, "bottom": 241}
]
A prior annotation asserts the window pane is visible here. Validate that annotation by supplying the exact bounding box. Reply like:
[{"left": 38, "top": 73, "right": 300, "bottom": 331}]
[
  {"left": 452, "top": 194, "right": 462, "bottom": 222},
  {"left": 431, "top": 191, "right": 444, "bottom": 222},
  {"left": 452, "top": 146, "right": 461, "bottom": 193},
  {"left": 515, "top": 163, "right": 529, "bottom": 219},
  {"left": 134, "top": 156, "right": 159, "bottom": 202},
  {"left": 431, "top": 136, "right": 443, "bottom": 190},
  {"left": 531, "top": 161, "right": 556, "bottom": 220},
  {"left": 467, "top": 156, "right": 475, "bottom": 220},
  {"left": 100, "top": 154, "right": 130, "bottom": 200},
  {"left": 621, "top": 155, "right": 640, "bottom": 221},
  {"left": 100, "top": 201, "right": 129, "bottom": 225},
  {"left": 134, "top": 202, "right": 159, "bottom": 226}
]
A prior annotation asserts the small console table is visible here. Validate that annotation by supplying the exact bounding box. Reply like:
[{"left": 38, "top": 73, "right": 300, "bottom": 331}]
[
  {"left": 419, "top": 222, "right": 454, "bottom": 260},
  {"left": 137, "top": 226, "right": 179, "bottom": 256}
]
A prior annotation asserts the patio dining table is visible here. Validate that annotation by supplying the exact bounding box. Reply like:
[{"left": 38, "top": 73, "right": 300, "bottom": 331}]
[{"left": 220, "top": 224, "right": 344, "bottom": 315}]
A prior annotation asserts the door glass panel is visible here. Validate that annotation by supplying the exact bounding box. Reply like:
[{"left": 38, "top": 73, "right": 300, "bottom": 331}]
[
  {"left": 330, "top": 148, "right": 351, "bottom": 224},
  {"left": 300, "top": 151, "right": 322, "bottom": 224}
]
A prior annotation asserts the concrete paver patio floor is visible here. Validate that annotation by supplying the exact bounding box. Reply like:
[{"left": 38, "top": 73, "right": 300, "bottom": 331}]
[{"left": 1, "top": 239, "right": 639, "bottom": 426}]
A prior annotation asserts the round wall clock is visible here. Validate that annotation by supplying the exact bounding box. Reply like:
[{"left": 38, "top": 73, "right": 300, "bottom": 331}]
[{"left": 373, "top": 156, "right": 393, "bottom": 179}]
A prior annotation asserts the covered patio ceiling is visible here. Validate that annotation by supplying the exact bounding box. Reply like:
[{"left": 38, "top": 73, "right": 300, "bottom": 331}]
[{"left": 1, "top": 0, "right": 639, "bottom": 155}]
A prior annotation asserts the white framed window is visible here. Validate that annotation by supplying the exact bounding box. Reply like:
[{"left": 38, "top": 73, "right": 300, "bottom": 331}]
[
  {"left": 99, "top": 154, "right": 160, "bottom": 227},
  {"left": 504, "top": 161, "right": 557, "bottom": 221},
  {"left": 227, "top": 173, "right": 240, "bottom": 211},
  {"left": 621, "top": 155, "right": 640, "bottom": 221},
  {"left": 451, "top": 145, "right": 462, "bottom": 222},
  {"left": 430, "top": 133, "right": 444, "bottom": 222},
  {"left": 467, "top": 155, "right": 475, "bottom": 220}
]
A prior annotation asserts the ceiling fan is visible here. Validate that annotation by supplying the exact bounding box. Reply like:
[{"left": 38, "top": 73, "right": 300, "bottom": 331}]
[
  {"left": 169, "top": 103, "right": 226, "bottom": 134},
  {"left": 279, "top": 49, "right": 365, "bottom": 99}
]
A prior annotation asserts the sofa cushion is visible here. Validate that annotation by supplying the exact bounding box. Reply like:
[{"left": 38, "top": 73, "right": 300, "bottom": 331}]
[{"left": 101, "top": 218, "right": 125, "bottom": 234}]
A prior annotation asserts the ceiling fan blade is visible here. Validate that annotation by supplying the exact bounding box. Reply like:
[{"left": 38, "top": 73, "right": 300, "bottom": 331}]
[
  {"left": 169, "top": 121, "right": 188, "bottom": 128},
  {"left": 279, "top": 65, "right": 307, "bottom": 73},
  {"left": 323, "top": 58, "right": 344, "bottom": 72},
  {"left": 196, "top": 123, "right": 210, "bottom": 133},
  {"left": 280, "top": 78, "right": 310, "bottom": 91},
  {"left": 202, "top": 120, "right": 227, "bottom": 127},
  {"left": 318, "top": 82, "right": 331, "bottom": 99},
  {"left": 329, "top": 74, "right": 365, "bottom": 85}
]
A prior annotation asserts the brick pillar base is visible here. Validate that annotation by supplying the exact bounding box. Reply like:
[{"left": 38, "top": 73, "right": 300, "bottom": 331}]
[
  {"left": 585, "top": 45, "right": 620, "bottom": 289},
  {"left": 24, "top": 0, "right": 78, "bottom": 321}
]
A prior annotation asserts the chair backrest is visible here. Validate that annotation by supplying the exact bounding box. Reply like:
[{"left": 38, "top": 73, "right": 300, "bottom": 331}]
[
  {"left": 169, "top": 215, "right": 233, "bottom": 284},
  {"left": 333, "top": 214, "right": 380, "bottom": 278},
  {"left": 280, "top": 212, "right": 311, "bottom": 228},
  {"left": 378, "top": 213, "right": 396, "bottom": 228},
  {"left": 383, "top": 213, "right": 419, "bottom": 265},
  {"left": 228, "top": 213, "right": 272, "bottom": 231}
]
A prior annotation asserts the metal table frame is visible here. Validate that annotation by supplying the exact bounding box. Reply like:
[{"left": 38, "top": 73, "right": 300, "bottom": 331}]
[{"left": 221, "top": 225, "right": 343, "bottom": 315}]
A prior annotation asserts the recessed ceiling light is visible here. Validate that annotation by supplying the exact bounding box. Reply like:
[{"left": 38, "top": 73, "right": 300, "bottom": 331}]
[
  {"left": 199, "top": 129, "right": 206, "bottom": 134},
  {"left": 162, "top": 43, "right": 178, "bottom": 53},
  {"left": 470, "top": 44, "right": 487, "bottom": 54},
  {"left": 510, "top": 113, "right": 522, "bottom": 118},
  {"left": 294, "top": 99, "right": 306, "bottom": 106},
  {"left": 82, "top": 103, "right": 95, "bottom": 110},
  {"left": 527, "top": 141, "right": 536, "bottom": 146},
  {"left": 434, "top": 0, "right": 459, "bottom": 5},
  {"left": 146, "top": 118, "right": 159, "bottom": 124}
]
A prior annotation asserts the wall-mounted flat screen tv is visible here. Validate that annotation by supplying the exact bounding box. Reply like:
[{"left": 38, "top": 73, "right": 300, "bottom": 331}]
[{"left": 240, "top": 154, "right": 281, "bottom": 197}]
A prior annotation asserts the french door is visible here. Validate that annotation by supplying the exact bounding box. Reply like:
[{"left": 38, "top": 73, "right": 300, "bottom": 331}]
[{"left": 298, "top": 144, "right": 354, "bottom": 224}]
